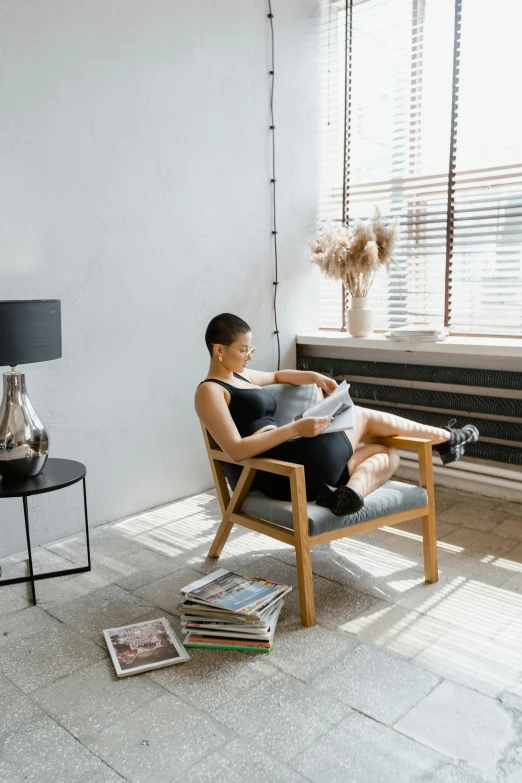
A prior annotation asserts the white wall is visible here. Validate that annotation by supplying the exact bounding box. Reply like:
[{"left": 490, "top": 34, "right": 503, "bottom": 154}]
[{"left": 0, "top": 0, "right": 321, "bottom": 556}]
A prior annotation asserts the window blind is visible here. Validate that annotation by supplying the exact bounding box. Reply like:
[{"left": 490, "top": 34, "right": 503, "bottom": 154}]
[
  {"left": 317, "top": 0, "right": 345, "bottom": 328},
  {"left": 318, "top": 0, "right": 522, "bottom": 336},
  {"left": 448, "top": 0, "right": 522, "bottom": 335}
]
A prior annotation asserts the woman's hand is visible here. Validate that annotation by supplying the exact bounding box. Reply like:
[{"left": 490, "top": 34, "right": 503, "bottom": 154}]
[
  {"left": 294, "top": 416, "right": 333, "bottom": 437},
  {"left": 315, "top": 373, "right": 338, "bottom": 396}
]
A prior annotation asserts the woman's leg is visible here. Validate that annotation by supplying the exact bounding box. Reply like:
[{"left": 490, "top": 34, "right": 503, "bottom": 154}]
[
  {"left": 346, "top": 443, "right": 401, "bottom": 497},
  {"left": 317, "top": 405, "right": 478, "bottom": 515},
  {"left": 346, "top": 406, "right": 479, "bottom": 467},
  {"left": 315, "top": 443, "right": 400, "bottom": 516},
  {"left": 346, "top": 406, "right": 449, "bottom": 451}
]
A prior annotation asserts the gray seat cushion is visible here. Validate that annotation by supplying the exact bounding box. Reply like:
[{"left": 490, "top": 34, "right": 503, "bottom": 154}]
[{"left": 242, "top": 480, "right": 428, "bottom": 537}]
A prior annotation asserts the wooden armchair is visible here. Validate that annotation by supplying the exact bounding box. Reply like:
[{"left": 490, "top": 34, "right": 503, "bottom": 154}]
[{"left": 200, "top": 384, "right": 437, "bottom": 628}]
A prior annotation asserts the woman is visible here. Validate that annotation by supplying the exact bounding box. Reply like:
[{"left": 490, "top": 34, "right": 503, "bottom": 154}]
[{"left": 195, "top": 313, "right": 479, "bottom": 516}]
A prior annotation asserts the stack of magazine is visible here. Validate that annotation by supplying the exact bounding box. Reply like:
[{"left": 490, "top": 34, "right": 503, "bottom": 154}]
[{"left": 178, "top": 569, "right": 292, "bottom": 653}]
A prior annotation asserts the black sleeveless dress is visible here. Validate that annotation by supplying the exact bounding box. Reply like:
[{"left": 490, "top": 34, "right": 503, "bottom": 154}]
[{"left": 198, "top": 373, "right": 353, "bottom": 501}]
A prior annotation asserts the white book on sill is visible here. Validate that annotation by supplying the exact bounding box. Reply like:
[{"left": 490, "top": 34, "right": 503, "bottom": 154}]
[
  {"left": 293, "top": 380, "right": 354, "bottom": 435},
  {"left": 387, "top": 325, "right": 448, "bottom": 342}
]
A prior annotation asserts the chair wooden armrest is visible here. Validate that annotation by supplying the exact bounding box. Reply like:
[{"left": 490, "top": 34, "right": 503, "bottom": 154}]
[
  {"left": 200, "top": 423, "right": 307, "bottom": 524},
  {"left": 363, "top": 434, "right": 431, "bottom": 452},
  {"left": 207, "top": 446, "right": 306, "bottom": 479}
]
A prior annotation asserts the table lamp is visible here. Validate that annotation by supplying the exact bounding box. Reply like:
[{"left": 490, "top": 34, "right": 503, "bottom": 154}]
[{"left": 0, "top": 300, "right": 62, "bottom": 478}]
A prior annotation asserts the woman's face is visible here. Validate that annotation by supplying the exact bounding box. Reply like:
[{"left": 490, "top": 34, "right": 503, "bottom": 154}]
[{"left": 216, "top": 331, "right": 255, "bottom": 372}]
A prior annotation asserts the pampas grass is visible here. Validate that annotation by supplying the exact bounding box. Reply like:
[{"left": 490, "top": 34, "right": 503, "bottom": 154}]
[{"left": 310, "top": 207, "right": 399, "bottom": 298}]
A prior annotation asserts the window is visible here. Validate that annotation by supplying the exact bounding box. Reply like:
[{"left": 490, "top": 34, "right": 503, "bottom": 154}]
[{"left": 318, "top": 0, "right": 522, "bottom": 336}]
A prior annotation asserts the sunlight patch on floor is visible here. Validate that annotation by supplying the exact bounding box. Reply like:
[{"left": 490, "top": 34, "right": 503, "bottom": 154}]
[
  {"left": 110, "top": 492, "right": 219, "bottom": 538},
  {"left": 329, "top": 538, "right": 419, "bottom": 577}
]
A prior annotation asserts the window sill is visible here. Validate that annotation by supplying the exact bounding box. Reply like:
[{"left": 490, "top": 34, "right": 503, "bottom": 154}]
[{"left": 296, "top": 331, "right": 522, "bottom": 359}]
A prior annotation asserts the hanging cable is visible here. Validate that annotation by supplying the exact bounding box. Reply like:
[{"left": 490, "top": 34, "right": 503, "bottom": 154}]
[{"left": 267, "top": 0, "right": 281, "bottom": 371}]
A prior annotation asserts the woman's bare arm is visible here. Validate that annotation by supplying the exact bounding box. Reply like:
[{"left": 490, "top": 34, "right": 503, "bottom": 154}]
[
  {"left": 245, "top": 368, "right": 318, "bottom": 387},
  {"left": 244, "top": 368, "right": 337, "bottom": 399},
  {"left": 194, "top": 383, "right": 330, "bottom": 463}
]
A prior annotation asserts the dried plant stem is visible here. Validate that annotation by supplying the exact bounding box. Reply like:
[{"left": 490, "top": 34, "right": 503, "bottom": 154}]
[{"left": 309, "top": 208, "right": 399, "bottom": 298}]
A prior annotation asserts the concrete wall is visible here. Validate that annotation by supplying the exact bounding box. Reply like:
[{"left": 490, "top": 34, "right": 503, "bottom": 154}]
[{"left": 0, "top": 0, "right": 321, "bottom": 555}]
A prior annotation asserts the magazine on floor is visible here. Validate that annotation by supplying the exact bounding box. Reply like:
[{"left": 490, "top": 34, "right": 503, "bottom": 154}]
[
  {"left": 182, "top": 633, "right": 273, "bottom": 652},
  {"left": 293, "top": 380, "right": 354, "bottom": 434},
  {"left": 177, "top": 598, "right": 280, "bottom": 626},
  {"left": 180, "top": 569, "right": 292, "bottom": 617},
  {"left": 104, "top": 617, "right": 189, "bottom": 677},
  {"left": 179, "top": 570, "right": 289, "bottom": 652},
  {"left": 181, "top": 599, "right": 283, "bottom": 643},
  {"left": 182, "top": 600, "right": 283, "bottom": 652}
]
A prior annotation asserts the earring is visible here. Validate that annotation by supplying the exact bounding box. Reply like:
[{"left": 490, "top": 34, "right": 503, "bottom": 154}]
[{"left": 218, "top": 357, "right": 222, "bottom": 362}]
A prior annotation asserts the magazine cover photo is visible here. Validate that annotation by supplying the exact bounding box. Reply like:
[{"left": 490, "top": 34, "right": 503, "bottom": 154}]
[{"left": 104, "top": 617, "right": 189, "bottom": 677}]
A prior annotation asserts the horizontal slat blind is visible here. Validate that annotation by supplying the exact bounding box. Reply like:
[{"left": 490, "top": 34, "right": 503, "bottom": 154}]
[
  {"left": 449, "top": 0, "right": 522, "bottom": 335},
  {"left": 319, "top": 0, "right": 522, "bottom": 337},
  {"left": 319, "top": 0, "right": 455, "bottom": 330},
  {"left": 318, "top": 0, "right": 345, "bottom": 327}
]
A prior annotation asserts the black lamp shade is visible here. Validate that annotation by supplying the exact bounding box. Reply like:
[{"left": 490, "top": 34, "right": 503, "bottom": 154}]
[{"left": 0, "top": 300, "right": 62, "bottom": 367}]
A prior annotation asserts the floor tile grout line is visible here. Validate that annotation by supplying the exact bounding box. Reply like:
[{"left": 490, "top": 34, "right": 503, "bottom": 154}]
[
  {"left": 211, "top": 689, "right": 355, "bottom": 777},
  {"left": 284, "top": 711, "right": 361, "bottom": 770},
  {"left": 166, "top": 735, "right": 314, "bottom": 783},
  {"left": 263, "top": 636, "right": 361, "bottom": 684},
  {"left": 286, "top": 702, "right": 455, "bottom": 775},
  {"left": 390, "top": 674, "right": 444, "bottom": 728},
  {"left": 143, "top": 654, "right": 281, "bottom": 713},
  {"left": 394, "top": 683, "right": 522, "bottom": 763},
  {"left": 410, "top": 646, "right": 521, "bottom": 702},
  {"left": 27, "top": 675, "right": 178, "bottom": 782},
  {"left": 0, "top": 699, "right": 131, "bottom": 782},
  {"left": 305, "top": 644, "right": 447, "bottom": 724},
  {"left": 75, "top": 684, "right": 236, "bottom": 773},
  {"left": 0, "top": 624, "right": 110, "bottom": 694}
]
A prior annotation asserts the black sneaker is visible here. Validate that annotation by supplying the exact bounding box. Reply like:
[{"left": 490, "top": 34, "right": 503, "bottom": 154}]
[
  {"left": 434, "top": 419, "right": 479, "bottom": 465},
  {"left": 315, "top": 484, "right": 365, "bottom": 516}
]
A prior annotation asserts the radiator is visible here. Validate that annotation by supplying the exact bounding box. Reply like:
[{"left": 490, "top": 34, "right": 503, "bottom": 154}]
[{"left": 296, "top": 351, "right": 522, "bottom": 499}]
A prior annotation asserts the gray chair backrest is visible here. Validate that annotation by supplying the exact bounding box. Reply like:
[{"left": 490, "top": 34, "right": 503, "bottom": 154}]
[{"left": 265, "top": 383, "right": 322, "bottom": 427}]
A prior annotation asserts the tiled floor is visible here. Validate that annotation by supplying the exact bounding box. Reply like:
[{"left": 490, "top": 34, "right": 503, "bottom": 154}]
[{"left": 1, "top": 486, "right": 522, "bottom": 782}]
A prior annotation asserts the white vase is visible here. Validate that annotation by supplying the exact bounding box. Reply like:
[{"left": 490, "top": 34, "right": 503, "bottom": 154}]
[{"left": 347, "top": 296, "right": 373, "bottom": 338}]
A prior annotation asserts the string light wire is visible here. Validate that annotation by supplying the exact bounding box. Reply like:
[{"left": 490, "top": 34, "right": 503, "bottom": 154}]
[{"left": 267, "top": 0, "right": 281, "bottom": 371}]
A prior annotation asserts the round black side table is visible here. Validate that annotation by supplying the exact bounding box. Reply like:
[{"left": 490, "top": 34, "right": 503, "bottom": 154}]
[{"left": 0, "top": 459, "right": 91, "bottom": 605}]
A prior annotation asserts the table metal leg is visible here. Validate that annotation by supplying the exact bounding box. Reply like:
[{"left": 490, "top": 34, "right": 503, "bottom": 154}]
[
  {"left": 82, "top": 477, "right": 91, "bottom": 570},
  {"left": 22, "top": 496, "right": 37, "bottom": 605},
  {"left": 0, "top": 473, "right": 91, "bottom": 595}
]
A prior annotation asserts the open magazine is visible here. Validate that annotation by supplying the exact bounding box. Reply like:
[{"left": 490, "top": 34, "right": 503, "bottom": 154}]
[
  {"left": 104, "top": 618, "right": 189, "bottom": 677},
  {"left": 293, "top": 380, "right": 354, "bottom": 434}
]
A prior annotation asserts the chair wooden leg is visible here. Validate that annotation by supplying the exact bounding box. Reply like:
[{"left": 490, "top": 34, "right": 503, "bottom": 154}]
[
  {"left": 295, "top": 539, "right": 315, "bottom": 627},
  {"left": 208, "top": 465, "right": 256, "bottom": 559},
  {"left": 418, "top": 441, "right": 438, "bottom": 583},
  {"left": 290, "top": 467, "right": 316, "bottom": 627},
  {"left": 208, "top": 516, "right": 235, "bottom": 559},
  {"left": 422, "top": 512, "right": 438, "bottom": 583}
]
